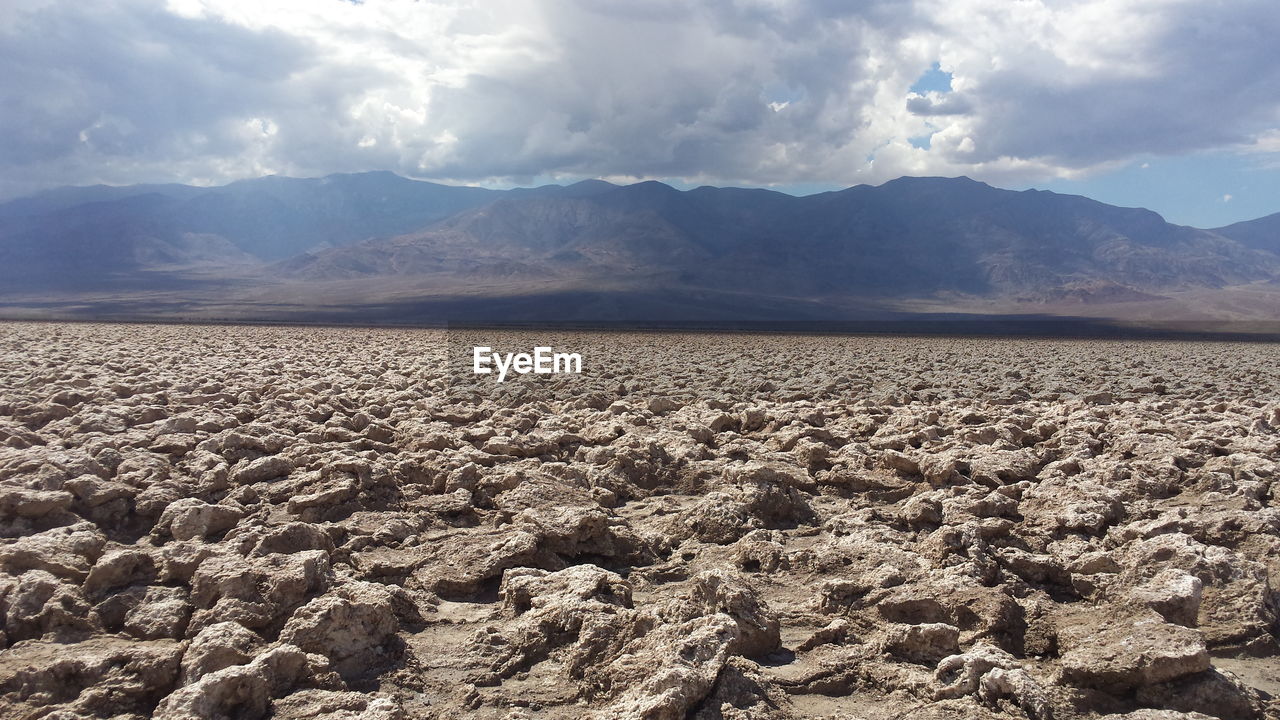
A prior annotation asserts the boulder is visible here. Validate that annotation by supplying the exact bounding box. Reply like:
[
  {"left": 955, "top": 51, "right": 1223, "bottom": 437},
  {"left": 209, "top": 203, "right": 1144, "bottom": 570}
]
[
  {"left": 279, "top": 582, "right": 399, "bottom": 681},
  {"left": 688, "top": 570, "right": 780, "bottom": 658},
  {"left": 1059, "top": 609, "right": 1209, "bottom": 689}
]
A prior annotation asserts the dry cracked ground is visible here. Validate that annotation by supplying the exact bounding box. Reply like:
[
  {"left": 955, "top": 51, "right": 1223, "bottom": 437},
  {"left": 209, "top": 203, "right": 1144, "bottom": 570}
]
[{"left": 1, "top": 322, "right": 1279, "bottom": 720}]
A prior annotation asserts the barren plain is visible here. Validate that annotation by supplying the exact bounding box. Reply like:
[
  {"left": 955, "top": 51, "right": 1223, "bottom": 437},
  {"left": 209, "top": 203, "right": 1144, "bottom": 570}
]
[{"left": 1, "top": 322, "right": 1278, "bottom": 720}]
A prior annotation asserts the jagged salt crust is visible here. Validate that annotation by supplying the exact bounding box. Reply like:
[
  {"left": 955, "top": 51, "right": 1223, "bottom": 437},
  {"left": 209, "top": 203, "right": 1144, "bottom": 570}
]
[{"left": 1, "top": 322, "right": 1278, "bottom": 719}]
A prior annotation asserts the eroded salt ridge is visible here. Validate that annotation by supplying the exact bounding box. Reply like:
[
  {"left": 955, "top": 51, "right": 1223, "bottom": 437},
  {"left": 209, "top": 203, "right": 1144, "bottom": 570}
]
[{"left": 1, "top": 322, "right": 1278, "bottom": 720}]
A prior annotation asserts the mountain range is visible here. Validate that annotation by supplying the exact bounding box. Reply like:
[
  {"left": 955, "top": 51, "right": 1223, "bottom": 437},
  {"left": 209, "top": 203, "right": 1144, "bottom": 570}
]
[{"left": 2, "top": 171, "right": 1278, "bottom": 332}]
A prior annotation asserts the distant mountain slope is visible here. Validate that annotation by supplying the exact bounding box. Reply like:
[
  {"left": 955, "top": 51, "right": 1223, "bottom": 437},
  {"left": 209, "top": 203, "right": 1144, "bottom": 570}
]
[
  {"left": 0, "top": 172, "right": 497, "bottom": 286},
  {"left": 282, "top": 176, "right": 1280, "bottom": 301},
  {"left": 0, "top": 193, "right": 257, "bottom": 288},
  {"left": 1214, "top": 212, "right": 1280, "bottom": 253},
  {"left": 0, "top": 183, "right": 206, "bottom": 219},
  {"left": 3, "top": 172, "right": 1280, "bottom": 325},
  {"left": 167, "top": 172, "right": 496, "bottom": 259}
]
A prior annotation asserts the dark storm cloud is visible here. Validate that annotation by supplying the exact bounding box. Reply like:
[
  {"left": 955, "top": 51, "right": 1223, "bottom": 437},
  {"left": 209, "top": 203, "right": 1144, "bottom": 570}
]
[
  {"left": 0, "top": 0, "right": 390, "bottom": 195},
  {"left": 3, "top": 4, "right": 283, "bottom": 159},
  {"left": 0, "top": 0, "right": 1277, "bottom": 196}
]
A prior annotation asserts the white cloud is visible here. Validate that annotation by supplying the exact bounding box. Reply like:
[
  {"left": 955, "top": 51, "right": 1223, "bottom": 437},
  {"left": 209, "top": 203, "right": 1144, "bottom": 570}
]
[
  {"left": 1248, "top": 129, "right": 1280, "bottom": 154},
  {"left": 1223, "top": 194, "right": 1233, "bottom": 203},
  {"left": 0, "top": 0, "right": 1278, "bottom": 197}
]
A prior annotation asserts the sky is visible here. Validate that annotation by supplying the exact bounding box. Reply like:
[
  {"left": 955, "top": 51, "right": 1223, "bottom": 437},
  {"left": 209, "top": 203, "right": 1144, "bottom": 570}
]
[{"left": 2, "top": 0, "right": 1278, "bottom": 228}]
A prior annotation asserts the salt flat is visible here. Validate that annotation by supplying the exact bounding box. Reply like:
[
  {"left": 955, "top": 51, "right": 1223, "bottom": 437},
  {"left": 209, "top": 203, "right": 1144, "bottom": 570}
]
[{"left": 1, "top": 322, "right": 1278, "bottom": 719}]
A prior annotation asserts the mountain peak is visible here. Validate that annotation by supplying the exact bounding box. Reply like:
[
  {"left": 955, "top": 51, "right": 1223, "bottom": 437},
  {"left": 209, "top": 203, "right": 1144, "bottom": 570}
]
[
  {"left": 628, "top": 179, "right": 677, "bottom": 189},
  {"left": 560, "top": 179, "right": 620, "bottom": 197},
  {"left": 1213, "top": 211, "right": 1280, "bottom": 252},
  {"left": 567, "top": 179, "right": 618, "bottom": 190},
  {"left": 879, "top": 175, "right": 989, "bottom": 189},
  {"left": 618, "top": 180, "right": 680, "bottom": 197}
]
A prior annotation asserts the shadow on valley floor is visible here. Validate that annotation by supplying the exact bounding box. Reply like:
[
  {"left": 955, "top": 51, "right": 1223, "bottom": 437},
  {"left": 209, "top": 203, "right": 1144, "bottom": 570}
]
[{"left": 2, "top": 288, "right": 1280, "bottom": 341}]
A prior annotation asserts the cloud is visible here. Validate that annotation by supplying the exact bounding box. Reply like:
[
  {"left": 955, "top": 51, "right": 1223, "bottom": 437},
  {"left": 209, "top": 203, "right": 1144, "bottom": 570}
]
[
  {"left": 906, "top": 93, "right": 972, "bottom": 117},
  {"left": 1223, "top": 194, "right": 1233, "bottom": 203},
  {"left": 917, "top": 0, "right": 1280, "bottom": 170},
  {"left": 0, "top": 0, "right": 1278, "bottom": 198}
]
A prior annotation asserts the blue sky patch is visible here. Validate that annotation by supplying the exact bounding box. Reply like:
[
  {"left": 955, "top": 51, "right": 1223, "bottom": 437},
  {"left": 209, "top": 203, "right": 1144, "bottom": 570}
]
[
  {"left": 908, "top": 134, "right": 933, "bottom": 150},
  {"left": 910, "top": 62, "right": 953, "bottom": 94}
]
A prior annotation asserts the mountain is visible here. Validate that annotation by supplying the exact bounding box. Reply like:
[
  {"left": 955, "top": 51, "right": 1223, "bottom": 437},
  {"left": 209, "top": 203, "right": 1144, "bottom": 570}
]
[
  {"left": 1214, "top": 213, "right": 1280, "bottom": 253},
  {"left": 166, "top": 172, "right": 496, "bottom": 259},
  {"left": 0, "top": 172, "right": 497, "bottom": 289},
  {"left": 281, "top": 176, "right": 1280, "bottom": 301},
  {"left": 3, "top": 172, "right": 1280, "bottom": 328}
]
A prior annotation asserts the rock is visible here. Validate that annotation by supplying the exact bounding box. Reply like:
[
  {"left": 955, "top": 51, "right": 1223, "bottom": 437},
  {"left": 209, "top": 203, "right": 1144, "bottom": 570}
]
[
  {"left": 156, "top": 499, "right": 245, "bottom": 541},
  {"left": 688, "top": 570, "right": 780, "bottom": 658},
  {"left": 482, "top": 565, "right": 638, "bottom": 681},
  {"left": 1021, "top": 477, "right": 1125, "bottom": 535},
  {"left": 919, "top": 449, "right": 970, "bottom": 486},
  {"left": 797, "top": 618, "right": 851, "bottom": 651},
  {"left": 647, "top": 397, "right": 680, "bottom": 414},
  {"left": 159, "top": 540, "right": 222, "bottom": 584},
  {"left": 122, "top": 586, "right": 193, "bottom": 639},
  {"left": 1136, "top": 668, "right": 1268, "bottom": 720},
  {"left": 874, "top": 580, "right": 1023, "bottom": 650},
  {"left": 182, "top": 621, "right": 265, "bottom": 683},
  {"left": 675, "top": 492, "right": 754, "bottom": 544},
  {"left": 0, "top": 487, "right": 73, "bottom": 518},
  {"left": 1116, "top": 533, "right": 1278, "bottom": 649},
  {"left": 689, "top": 656, "right": 792, "bottom": 720},
  {"left": 900, "top": 493, "right": 944, "bottom": 526},
  {"left": 933, "top": 643, "right": 1017, "bottom": 699},
  {"left": 884, "top": 622, "right": 960, "bottom": 664},
  {"left": 731, "top": 535, "right": 785, "bottom": 573},
  {"left": 725, "top": 460, "right": 815, "bottom": 493},
  {"left": 271, "top": 690, "right": 408, "bottom": 720},
  {"left": 1059, "top": 609, "right": 1210, "bottom": 689},
  {"left": 501, "top": 564, "right": 633, "bottom": 615},
  {"left": 84, "top": 547, "right": 158, "bottom": 597},
  {"left": 65, "top": 475, "right": 137, "bottom": 519},
  {"left": 188, "top": 550, "right": 330, "bottom": 633},
  {"left": 1095, "top": 707, "right": 1213, "bottom": 712},
  {"left": 590, "top": 614, "right": 739, "bottom": 720},
  {"left": 287, "top": 480, "right": 357, "bottom": 517},
  {"left": 978, "top": 666, "right": 1053, "bottom": 720},
  {"left": 279, "top": 582, "right": 398, "bottom": 681},
  {"left": 246, "top": 522, "right": 336, "bottom": 556},
  {"left": 2, "top": 569, "right": 100, "bottom": 642},
  {"left": 880, "top": 450, "right": 920, "bottom": 475},
  {"left": 232, "top": 456, "right": 294, "bottom": 485},
  {"left": 0, "top": 522, "right": 106, "bottom": 581},
  {"left": 154, "top": 644, "right": 325, "bottom": 720},
  {"left": 1127, "top": 569, "right": 1204, "bottom": 627},
  {"left": 0, "top": 636, "right": 182, "bottom": 717}
]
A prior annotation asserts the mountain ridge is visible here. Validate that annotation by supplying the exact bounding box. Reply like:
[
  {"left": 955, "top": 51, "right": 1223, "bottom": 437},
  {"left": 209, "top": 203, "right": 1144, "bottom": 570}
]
[{"left": 2, "top": 172, "right": 1278, "bottom": 326}]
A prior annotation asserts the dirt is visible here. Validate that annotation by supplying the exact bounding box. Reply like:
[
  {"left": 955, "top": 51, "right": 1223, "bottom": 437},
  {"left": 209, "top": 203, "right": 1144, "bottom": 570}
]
[{"left": 1, "top": 322, "right": 1278, "bottom": 719}]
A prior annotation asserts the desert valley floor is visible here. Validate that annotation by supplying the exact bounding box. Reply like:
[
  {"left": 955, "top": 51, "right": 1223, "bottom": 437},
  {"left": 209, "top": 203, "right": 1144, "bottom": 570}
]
[{"left": 1, "top": 322, "right": 1278, "bottom": 720}]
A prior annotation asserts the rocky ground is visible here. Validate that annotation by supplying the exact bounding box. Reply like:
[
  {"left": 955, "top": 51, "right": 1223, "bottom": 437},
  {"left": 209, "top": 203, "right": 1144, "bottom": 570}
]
[{"left": 1, "top": 322, "right": 1278, "bottom": 720}]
